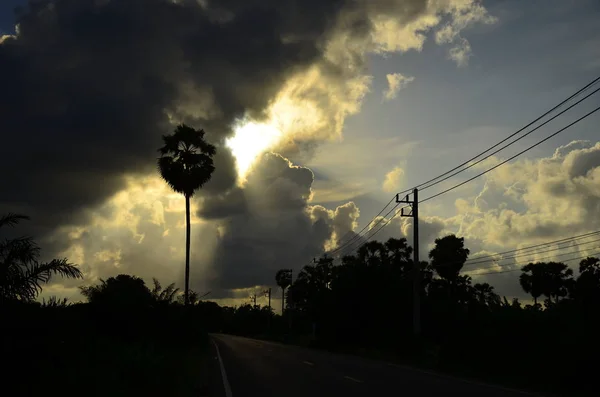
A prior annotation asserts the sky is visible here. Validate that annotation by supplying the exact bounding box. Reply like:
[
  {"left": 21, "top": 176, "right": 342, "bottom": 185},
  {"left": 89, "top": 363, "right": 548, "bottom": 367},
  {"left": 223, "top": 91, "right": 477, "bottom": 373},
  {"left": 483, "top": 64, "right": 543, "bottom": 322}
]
[{"left": 1, "top": 0, "right": 599, "bottom": 309}]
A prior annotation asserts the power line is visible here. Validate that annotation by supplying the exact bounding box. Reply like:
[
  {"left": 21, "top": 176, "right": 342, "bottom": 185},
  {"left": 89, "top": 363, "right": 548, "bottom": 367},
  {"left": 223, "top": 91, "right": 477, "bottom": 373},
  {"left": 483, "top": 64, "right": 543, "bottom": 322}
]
[
  {"left": 325, "top": 77, "right": 600, "bottom": 262},
  {"left": 463, "top": 230, "right": 600, "bottom": 263},
  {"left": 419, "top": 86, "right": 600, "bottom": 192},
  {"left": 428, "top": 233, "right": 600, "bottom": 273},
  {"left": 420, "top": 104, "right": 600, "bottom": 204},
  {"left": 463, "top": 231, "right": 600, "bottom": 267},
  {"left": 308, "top": 77, "right": 600, "bottom": 270},
  {"left": 332, "top": 202, "right": 404, "bottom": 260},
  {"left": 327, "top": 195, "right": 396, "bottom": 256},
  {"left": 465, "top": 238, "right": 600, "bottom": 271},
  {"left": 465, "top": 250, "right": 600, "bottom": 277},
  {"left": 395, "top": 75, "right": 600, "bottom": 196}
]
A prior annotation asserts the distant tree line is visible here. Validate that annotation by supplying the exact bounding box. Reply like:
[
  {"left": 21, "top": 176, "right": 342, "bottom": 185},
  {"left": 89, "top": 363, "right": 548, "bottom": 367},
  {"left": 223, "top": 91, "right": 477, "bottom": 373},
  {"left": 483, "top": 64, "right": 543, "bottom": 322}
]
[{"left": 274, "top": 235, "right": 600, "bottom": 396}]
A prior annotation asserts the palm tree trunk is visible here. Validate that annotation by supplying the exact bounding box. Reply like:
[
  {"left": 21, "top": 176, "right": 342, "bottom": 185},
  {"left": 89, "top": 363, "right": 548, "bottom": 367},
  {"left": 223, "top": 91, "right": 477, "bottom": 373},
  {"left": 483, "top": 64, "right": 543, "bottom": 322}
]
[
  {"left": 281, "top": 287, "right": 285, "bottom": 315},
  {"left": 185, "top": 194, "right": 191, "bottom": 307}
]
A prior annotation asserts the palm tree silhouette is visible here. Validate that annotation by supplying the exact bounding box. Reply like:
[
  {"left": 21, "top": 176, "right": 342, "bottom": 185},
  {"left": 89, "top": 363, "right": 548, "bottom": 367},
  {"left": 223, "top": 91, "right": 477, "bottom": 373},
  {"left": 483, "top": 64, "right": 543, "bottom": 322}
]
[
  {"left": 158, "top": 124, "right": 216, "bottom": 306},
  {"left": 0, "top": 213, "right": 82, "bottom": 302},
  {"left": 276, "top": 269, "right": 292, "bottom": 314}
]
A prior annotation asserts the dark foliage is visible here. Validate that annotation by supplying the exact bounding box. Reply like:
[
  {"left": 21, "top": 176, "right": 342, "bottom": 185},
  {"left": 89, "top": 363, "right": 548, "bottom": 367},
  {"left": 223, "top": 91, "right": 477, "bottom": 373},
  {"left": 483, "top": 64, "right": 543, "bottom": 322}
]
[
  {"left": 4, "top": 231, "right": 600, "bottom": 396},
  {"left": 157, "top": 124, "right": 216, "bottom": 198},
  {"left": 0, "top": 213, "right": 82, "bottom": 302}
]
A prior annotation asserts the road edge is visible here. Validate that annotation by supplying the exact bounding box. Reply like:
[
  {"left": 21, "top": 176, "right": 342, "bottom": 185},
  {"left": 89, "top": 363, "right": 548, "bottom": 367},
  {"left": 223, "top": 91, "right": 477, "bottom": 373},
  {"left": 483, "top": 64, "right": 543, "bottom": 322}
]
[
  {"left": 215, "top": 334, "right": 550, "bottom": 397},
  {"left": 211, "top": 337, "right": 233, "bottom": 397}
]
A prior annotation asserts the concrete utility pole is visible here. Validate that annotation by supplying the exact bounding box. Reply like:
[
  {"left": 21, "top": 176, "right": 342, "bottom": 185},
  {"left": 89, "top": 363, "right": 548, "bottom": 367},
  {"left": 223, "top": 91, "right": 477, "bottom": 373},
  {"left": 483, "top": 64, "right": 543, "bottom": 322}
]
[
  {"left": 264, "top": 288, "right": 272, "bottom": 309},
  {"left": 288, "top": 269, "right": 293, "bottom": 331},
  {"left": 264, "top": 288, "right": 272, "bottom": 330},
  {"left": 397, "top": 188, "right": 421, "bottom": 336}
]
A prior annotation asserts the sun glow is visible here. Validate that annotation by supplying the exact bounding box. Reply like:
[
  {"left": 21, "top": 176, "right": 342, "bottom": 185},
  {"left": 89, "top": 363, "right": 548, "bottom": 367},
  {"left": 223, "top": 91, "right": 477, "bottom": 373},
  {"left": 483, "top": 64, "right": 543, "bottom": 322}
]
[
  {"left": 225, "top": 66, "right": 342, "bottom": 182},
  {"left": 226, "top": 121, "right": 283, "bottom": 180}
]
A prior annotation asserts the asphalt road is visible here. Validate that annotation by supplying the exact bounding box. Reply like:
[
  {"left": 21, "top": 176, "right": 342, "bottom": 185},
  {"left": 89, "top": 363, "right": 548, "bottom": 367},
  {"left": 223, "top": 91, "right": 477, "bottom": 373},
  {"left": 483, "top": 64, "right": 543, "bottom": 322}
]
[{"left": 210, "top": 334, "right": 535, "bottom": 397}]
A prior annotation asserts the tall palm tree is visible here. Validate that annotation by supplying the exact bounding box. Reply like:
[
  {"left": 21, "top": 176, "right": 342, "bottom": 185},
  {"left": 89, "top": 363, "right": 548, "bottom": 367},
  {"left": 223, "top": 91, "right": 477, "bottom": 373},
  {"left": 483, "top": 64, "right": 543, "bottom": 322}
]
[
  {"left": 158, "top": 124, "right": 216, "bottom": 306},
  {"left": 276, "top": 269, "right": 292, "bottom": 314},
  {"left": 0, "top": 213, "right": 82, "bottom": 303},
  {"left": 520, "top": 263, "right": 543, "bottom": 305}
]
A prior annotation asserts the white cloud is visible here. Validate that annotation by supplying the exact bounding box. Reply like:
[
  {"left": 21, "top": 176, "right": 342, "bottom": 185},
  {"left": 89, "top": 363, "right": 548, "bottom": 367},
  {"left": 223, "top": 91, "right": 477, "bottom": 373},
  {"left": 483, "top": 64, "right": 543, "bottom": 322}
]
[
  {"left": 382, "top": 166, "right": 406, "bottom": 192},
  {"left": 448, "top": 37, "right": 472, "bottom": 67},
  {"left": 434, "top": 0, "right": 498, "bottom": 66},
  {"left": 383, "top": 73, "right": 414, "bottom": 101},
  {"left": 433, "top": 140, "right": 600, "bottom": 296}
]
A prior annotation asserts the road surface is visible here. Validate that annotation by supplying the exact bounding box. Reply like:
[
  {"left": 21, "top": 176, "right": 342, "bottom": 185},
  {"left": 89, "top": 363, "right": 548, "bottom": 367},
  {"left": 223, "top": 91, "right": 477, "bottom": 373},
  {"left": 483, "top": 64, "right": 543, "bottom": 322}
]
[{"left": 209, "top": 334, "right": 535, "bottom": 397}]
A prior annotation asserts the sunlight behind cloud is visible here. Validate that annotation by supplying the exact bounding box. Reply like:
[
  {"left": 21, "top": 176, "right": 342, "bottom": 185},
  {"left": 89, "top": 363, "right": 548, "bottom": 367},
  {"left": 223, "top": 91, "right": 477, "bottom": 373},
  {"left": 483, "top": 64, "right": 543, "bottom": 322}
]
[
  {"left": 226, "top": 121, "right": 283, "bottom": 181},
  {"left": 226, "top": 70, "right": 338, "bottom": 182}
]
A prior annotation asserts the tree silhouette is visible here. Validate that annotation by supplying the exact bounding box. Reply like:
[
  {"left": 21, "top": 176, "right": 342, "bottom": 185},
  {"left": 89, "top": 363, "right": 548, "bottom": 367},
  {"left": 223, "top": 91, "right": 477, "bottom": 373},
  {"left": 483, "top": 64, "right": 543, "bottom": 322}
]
[
  {"left": 428, "top": 235, "right": 470, "bottom": 281},
  {"left": 520, "top": 262, "right": 574, "bottom": 306},
  {"left": 385, "top": 237, "right": 413, "bottom": 270},
  {"left": 151, "top": 278, "right": 180, "bottom": 305},
  {"left": 176, "top": 289, "right": 211, "bottom": 305},
  {"left": 520, "top": 263, "right": 544, "bottom": 305},
  {"left": 80, "top": 274, "right": 154, "bottom": 307},
  {"left": 0, "top": 213, "right": 82, "bottom": 302},
  {"left": 575, "top": 257, "right": 600, "bottom": 306},
  {"left": 275, "top": 269, "right": 292, "bottom": 314},
  {"left": 158, "top": 124, "right": 216, "bottom": 306},
  {"left": 472, "top": 282, "right": 501, "bottom": 307},
  {"left": 288, "top": 257, "right": 334, "bottom": 326}
]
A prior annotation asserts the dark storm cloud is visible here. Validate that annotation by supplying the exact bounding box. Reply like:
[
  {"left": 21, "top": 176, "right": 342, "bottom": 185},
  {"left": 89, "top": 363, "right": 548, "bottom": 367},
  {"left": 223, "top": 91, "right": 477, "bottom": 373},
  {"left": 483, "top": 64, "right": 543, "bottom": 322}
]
[
  {"left": 201, "top": 153, "right": 330, "bottom": 292},
  {"left": 0, "top": 0, "right": 497, "bottom": 300},
  {"left": 0, "top": 0, "right": 479, "bottom": 239},
  {"left": 0, "top": 0, "right": 379, "bottom": 235}
]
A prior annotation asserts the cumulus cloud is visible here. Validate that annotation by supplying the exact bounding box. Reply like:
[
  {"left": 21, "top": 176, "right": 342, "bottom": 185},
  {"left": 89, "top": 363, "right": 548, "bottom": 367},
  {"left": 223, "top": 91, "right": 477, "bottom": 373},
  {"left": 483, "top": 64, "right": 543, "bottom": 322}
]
[
  {"left": 198, "top": 152, "right": 360, "bottom": 297},
  {"left": 382, "top": 166, "right": 406, "bottom": 192},
  {"left": 0, "top": 0, "right": 496, "bottom": 300},
  {"left": 339, "top": 139, "right": 600, "bottom": 300},
  {"left": 430, "top": 140, "right": 600, "bottom": 297},
  {"left": 382, "top": 73, "right": 414, "bottom": 101}
]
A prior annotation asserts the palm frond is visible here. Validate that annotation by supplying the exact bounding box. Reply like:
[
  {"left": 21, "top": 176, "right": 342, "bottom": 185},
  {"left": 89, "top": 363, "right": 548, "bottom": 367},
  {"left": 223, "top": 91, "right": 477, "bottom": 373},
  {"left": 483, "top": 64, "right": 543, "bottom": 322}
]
[
  {"left": 160, "top": 283, "right": 180, "bottom": 303},
  {"left": 0, "top": 213, "right": 30, "bottom": 228},
  {"left": 18, "top": 259, "right": 83, "bottom": 300},
  {"left": 0, "top": 236, "right": 40, "bottom": 264},
  {"left": 42, "top": 296, "right": 70, "bottom": 307},
  {"left": 151, "top": 277, "right": 162, "bottom": 297},
  {"left": 157, "top": 124, "right": 216, "bottom": 197}
]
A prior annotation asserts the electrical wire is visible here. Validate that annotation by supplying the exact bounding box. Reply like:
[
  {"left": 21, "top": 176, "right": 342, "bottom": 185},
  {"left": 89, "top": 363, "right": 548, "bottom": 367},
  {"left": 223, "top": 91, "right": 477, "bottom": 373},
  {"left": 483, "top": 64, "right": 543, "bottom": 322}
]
[
  {"left": 329, "top": 202, "right": 405, "bottom": 261},
  {"left": 420, "top": 105, "right": 600, "bottom": 204},
  {"left": 463, "top": 232, "right": 600, "bottom": 267},
  {"left": 419, "top": 86, "right": 600, "bottom": 192},
  {"left": 395, "top": 75, "right": 600, "bottom": 196},
  {"left": 464, "top": 250, "right": 600, "bottom": 277},
  {"left": 463, "top": 230, "right": 600, "bottom": 264},
  {"left": 305, "top": 77, "right": 600, "bottom": 267},
  {"left": 326, "top": 195, "right": 396, "bottom": 255},
  {"left": 464, "top": 238, "right": 600, "bottom": 271}
]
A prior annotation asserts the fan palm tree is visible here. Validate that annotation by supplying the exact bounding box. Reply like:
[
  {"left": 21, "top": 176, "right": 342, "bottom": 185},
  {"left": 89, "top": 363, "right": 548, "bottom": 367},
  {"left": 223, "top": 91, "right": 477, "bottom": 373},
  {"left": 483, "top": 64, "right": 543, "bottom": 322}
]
[
  {"left": 275, "top": 269, "right": 292, "bottom": 314},
  {"left": 157, "top": 124, "right": 216, "bottom": 306},
  {"left": 520, "top": 263, "right": 544, "bottom": 305},
  {"left": 0, "top": 213, "right": 82, "bottom": 303}
]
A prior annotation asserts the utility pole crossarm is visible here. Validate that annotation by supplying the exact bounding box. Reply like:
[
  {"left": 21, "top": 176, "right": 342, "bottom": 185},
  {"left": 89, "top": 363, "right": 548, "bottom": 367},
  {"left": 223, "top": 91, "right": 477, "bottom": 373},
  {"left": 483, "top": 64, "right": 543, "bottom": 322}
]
[{"left": 396, "top": 188, "right": 421, "bottom": 336}]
